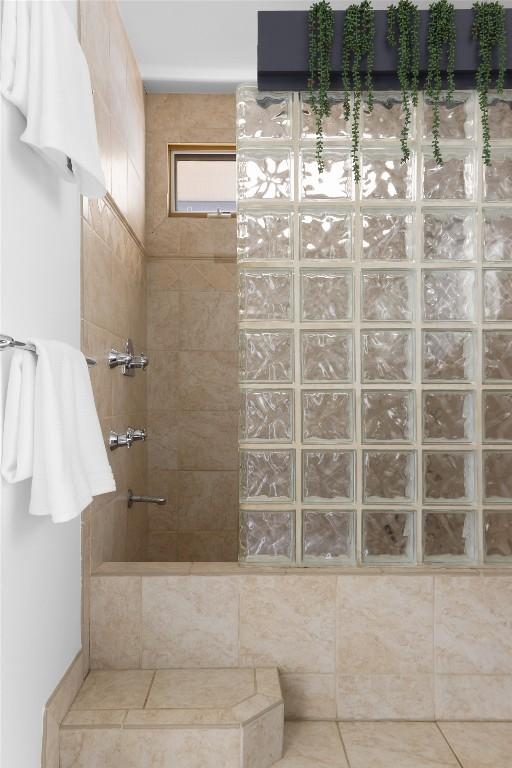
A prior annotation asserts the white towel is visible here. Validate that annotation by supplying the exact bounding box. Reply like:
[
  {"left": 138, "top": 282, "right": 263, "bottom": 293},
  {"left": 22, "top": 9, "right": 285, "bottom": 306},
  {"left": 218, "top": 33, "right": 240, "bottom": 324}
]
[
  {"left": 28, "top": 340, "right": 115, "bottom": 523},
  {"left": 0, "top": 0, "right": 106, "bottom": 199},
  {"left": 1, "top": 350, "right": 36, "bottom": 483}
]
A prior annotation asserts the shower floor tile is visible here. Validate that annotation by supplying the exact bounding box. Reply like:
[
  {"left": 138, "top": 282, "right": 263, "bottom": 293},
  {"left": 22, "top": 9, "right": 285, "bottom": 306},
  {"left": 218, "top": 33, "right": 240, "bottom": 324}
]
[{"left": 274, "top": 720, "right": 512, "bottom": 768}]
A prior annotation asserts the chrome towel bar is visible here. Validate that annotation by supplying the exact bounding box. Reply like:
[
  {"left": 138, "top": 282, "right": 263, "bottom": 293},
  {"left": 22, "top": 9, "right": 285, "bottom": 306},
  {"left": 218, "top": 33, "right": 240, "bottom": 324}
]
[{"left": 0, "top": 334, "right": 96, "bottom": 366}]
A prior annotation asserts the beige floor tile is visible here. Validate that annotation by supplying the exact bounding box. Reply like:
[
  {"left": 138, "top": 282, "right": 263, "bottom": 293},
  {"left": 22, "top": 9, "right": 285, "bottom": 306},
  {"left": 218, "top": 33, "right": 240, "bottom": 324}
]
[
  {"left": 274, "top": 722, "right": 348, "bottom": 767},
  {"left": 71, "top": 670, "right": 154, "bottom": 710},
  {"left": 439, "top": 722, "right": 512, "bottom": 768},
  {"left": 339, "top": 722, "right": 459, "bottom": 768},
  {"left": 145, "top": 669, "right": 255, "bottom": 709}
]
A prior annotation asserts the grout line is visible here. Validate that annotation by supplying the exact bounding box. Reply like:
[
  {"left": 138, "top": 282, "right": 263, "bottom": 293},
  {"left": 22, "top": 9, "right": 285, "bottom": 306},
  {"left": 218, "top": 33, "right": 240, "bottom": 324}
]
[
  {"left": 435, "top": 722, "right": 464, "bottom": 767},
  {"left": 336, "top": 721, "right": 353, "bottom": 768},
  {"left": 142, "top": 670, "right": 157, "bottom": 709}
]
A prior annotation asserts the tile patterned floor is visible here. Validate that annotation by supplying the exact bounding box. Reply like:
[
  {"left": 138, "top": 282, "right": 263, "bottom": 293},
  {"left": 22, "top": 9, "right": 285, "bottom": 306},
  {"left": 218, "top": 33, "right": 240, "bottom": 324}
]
[{"left": 275, "top": 721, "right": 512, "bottom": 768}]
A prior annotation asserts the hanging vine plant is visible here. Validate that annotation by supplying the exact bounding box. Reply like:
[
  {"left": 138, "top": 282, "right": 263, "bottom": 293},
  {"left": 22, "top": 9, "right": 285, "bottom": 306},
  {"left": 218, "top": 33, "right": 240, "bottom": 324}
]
[
  {"left": 426, "top": 0, "right": 456, "bottom": 166},
  {"left": 387, "top": 0, "right": 420, "bottom": 163},
  {"left": 342, "top": 1, "right": 375, "bottom": 181},
  {"left": 473, "top": 1, "right": 507, "bottom": 166},
  {"left": 308, "top": 0, "right": 335, "bottom": 173}
]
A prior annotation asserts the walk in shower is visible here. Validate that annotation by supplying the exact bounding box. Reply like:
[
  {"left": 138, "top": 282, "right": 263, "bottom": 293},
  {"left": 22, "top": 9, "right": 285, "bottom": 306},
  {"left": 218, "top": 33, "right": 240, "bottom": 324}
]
[{"left": 237, "top": 85, "right": 512, "bottom": 566}]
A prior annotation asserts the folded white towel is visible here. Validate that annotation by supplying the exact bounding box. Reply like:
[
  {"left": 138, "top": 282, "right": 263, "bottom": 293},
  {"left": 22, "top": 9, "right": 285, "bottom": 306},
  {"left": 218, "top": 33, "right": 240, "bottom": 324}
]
[
  {"left": 1, "top": 350, "right": 36, "bottom": 483},
  {"left": 0, "top": 0, "right": 106, "bottom": 199},
  {"left": 28, "top": 340, "right": 115, "bottom": 523}
]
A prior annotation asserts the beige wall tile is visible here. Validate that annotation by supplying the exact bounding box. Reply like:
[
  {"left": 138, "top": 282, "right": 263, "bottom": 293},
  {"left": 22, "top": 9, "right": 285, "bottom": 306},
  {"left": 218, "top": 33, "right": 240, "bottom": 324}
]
[
  {"left": 177, "top": 471, "right": 238, "bottom": 531},
  {"left": 71, "top": 670, "right": 153, "bottom": 710},
  {"left": 90, "top": 576, "right": 142, "bottom": 669},
  {"left": 147, "top": 411, "right": 178, "bottom": 471},
  {"left": 241, "top": 703, "right": 284, "bottom": 768},
  {"left": 337, "top": 576, "right": 434, "bottom": 675},
  {"left": 176, "top": 530, "right": 238, "bottom": 562},
  {"left": 337, "top": 674, "right": 435, "bottom": 720},
  {"left": 178, "top": 412, "right": 238, "bottom": 470},
  {"left": 141, "top": 576, "right": 239, "bottom": 667},
  {"left": 60, "top": 729, "right": 121, "bottom": 768},
  {"left": 146, "top": 668, "right": 254, "bottom": 709},
  {"left": 147, "top": 531, "right": 178, "bottom": 561},
  {"left": 280, "top": 675, "right": 336, "bottom": 720},
  {"left": 147, "top": 259, "right": 180, "bottom": 291},
  {"left": 82, "top": 220, "right": 113, "bottom": 331},
  {"left": 147, "top": 468, "right": 179, "bottom": 527},
  {"left": 239, "top": 576, "right": 336, "bottom": 674},
  {"left": 435, "top": 674, "right": 512, "bottom": 720},
  {"left": 435, "top": 576, "right": 512, "bottom": 674},
  {"left": 147, "top": 290, "right": 180, "bottom": 351},
  {"left": 339, "top": 722, "right": 459, "bottom": 768},
  {"left": 438, "top": 722, "right": 512, "bottom": 768},
  {"left": 148, "top": 351, "right": 178, "bottom": 411},
  {"left": 82, "top": 323, "right": 114, "bottom": 418},
  {"left": 180, "top": 292, "right": 237, "bottom": 351},
  {"left": 119, "top": 729, "right": 240, "bottom": 768},
  {"left": 42, "top": 711, "right": 59, "bottom": 768},
  {"left": 179, "top": 351, "right": 239, "bottom": 411}
]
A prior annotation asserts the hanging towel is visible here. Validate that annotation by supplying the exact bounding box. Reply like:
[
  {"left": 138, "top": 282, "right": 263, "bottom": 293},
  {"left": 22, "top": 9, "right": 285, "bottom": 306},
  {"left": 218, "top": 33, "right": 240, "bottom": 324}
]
[
  {"left": 1, "top": 350, "right": 36, "bottom": 483},
  {"left": 0, "top": 0, "right": 106, "bottom": 199},
  {"left": 28, "top": 340, "right": 115, "bottom": 523}
]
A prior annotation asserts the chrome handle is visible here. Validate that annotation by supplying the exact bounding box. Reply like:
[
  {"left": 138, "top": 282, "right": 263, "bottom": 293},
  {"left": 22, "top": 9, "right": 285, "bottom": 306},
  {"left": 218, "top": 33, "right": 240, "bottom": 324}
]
[
  {"left": 127, "top": 489, "right": 167, "bottom": 508},
  {"left": 128, "top": 353, "right": 148, "bottom": 371},
  {"left": 109, "top": 339, "right": 149, "bottom": 375},
  {"left": 109, "top": 427, "right": 147, "bottom": 450},
  {"left": 109, "top": 349, "right": 132, "bottom": 369}
]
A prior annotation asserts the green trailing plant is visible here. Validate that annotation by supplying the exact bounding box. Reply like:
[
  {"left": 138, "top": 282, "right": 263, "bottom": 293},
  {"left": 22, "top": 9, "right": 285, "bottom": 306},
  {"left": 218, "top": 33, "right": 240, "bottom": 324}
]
[
  {"left": 426, "top": 0, "right": 456, "bottom": 166},
  {"left": 387, "top": 0, "right": 420, "bottom": 162},
  {"left": 308, "top": 0, "right": 335, "bottom": 172},
  {"left": 342, "top": 1, "right": 375, "bottom": 181},
  {"left": 472, "top": 1, "right": 507, "bottom": 166}
]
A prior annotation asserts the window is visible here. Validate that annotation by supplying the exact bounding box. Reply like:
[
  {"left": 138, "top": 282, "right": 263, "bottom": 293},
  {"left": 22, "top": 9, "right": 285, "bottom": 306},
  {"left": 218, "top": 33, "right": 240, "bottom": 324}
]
[{"left": 168, "top": 143, "right": 236, "bottom": 217}]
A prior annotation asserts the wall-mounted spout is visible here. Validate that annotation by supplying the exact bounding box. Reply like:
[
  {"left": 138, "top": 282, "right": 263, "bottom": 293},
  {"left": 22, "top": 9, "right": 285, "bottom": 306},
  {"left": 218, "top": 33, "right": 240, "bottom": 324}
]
[
  {"left": 127, "top": 489, "right": 167, "bottom": 508},
  {"left": 109, "top": 427, "right": 146, "bottom": 450}
]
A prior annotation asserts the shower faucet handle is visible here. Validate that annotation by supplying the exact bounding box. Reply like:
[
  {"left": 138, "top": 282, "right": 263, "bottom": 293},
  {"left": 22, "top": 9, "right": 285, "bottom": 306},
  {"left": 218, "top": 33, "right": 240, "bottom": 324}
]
[
  {"left": 128, "top": 352, "right": 148, "bottom": 371},
  {"left": 109, "top": 427, "right": 147, "bottom": 450},
  {"left": 108, "top": 348, "right": 132, "bottom": 369}
]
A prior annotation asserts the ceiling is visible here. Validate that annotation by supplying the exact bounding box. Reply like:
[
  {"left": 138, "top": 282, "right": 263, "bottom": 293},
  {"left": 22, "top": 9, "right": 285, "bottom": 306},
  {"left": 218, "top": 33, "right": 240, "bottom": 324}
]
[{"left": 118, "top": 0, "right": 495, "bottom": 93}]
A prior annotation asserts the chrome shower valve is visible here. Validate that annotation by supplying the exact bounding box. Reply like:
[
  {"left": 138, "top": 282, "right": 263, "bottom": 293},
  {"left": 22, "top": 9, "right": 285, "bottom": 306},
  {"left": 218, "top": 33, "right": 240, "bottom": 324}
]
[{"left": 109, "top": 427, "right": 147, "bottom": 450}]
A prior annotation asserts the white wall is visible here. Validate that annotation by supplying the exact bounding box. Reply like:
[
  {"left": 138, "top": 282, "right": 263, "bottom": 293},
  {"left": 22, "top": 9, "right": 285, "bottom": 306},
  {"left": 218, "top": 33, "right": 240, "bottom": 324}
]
[{"left": 0, "top": 3, "right": 82, "bottom": 764}]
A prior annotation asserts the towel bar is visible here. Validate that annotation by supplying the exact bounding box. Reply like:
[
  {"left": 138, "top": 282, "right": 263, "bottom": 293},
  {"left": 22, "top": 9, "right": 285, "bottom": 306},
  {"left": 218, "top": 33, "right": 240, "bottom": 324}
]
[{"left": 0, "top": 334, "right": 97, "bottom": 366}]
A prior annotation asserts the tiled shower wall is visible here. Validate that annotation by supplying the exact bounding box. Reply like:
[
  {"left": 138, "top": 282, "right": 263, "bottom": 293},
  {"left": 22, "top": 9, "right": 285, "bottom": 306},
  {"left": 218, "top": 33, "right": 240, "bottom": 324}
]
[
  {"left": 79, "top": 0, "right": 147, "bottom": 660},
  {"left": 145, "top": 94, "right": 239, "bottom": 560},
  {"left": 237, "top": 86, "right": 512, "bottom": 567}
]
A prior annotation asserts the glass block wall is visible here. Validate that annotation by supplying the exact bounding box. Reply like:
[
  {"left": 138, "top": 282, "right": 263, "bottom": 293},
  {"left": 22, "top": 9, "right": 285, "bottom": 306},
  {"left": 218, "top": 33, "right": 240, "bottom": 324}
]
[{"left": 236, "top": 85, "right": 512, "bottom": 566}]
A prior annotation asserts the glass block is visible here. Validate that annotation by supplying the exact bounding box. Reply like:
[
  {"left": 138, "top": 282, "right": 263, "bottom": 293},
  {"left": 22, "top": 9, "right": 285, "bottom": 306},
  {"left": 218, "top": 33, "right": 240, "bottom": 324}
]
[
  {"left": 484, "top": 451, "right": 512, "bottom": 502},
  {"left": 301, "top": 330, "right": 353, "bottom": 383},
  {"left": 302, "top": 450, "right": 354, "bottom": 502},
  {"left": 301, "top": 149, "right": 352, "bottom": 200},
  {"left": 423, "top": 510, "right": 475, "bottom": 562},
  {"left": 423, "top": 451, "right": 475, "bottom": 504},
  {"left": 361, "top": 150, "right": 414, "bottom": 200},
  {"left": 237, "top": 149, "right": 292, "bottom": 200},
  {"left": 362, "top": 390, "right": 415, "bottom": 442},
  {"left": 482, "top": 209, "right": 512, "bottom": 262},
  {"left": 361, "top": 270, "right": 414, "bottom": 322},
  {"left": 422, "top": 151, "right": 474, "bottom": 200},
  {"left": 301, "top": 269, "right": 353, "bottom": 321},
  {"left": 422, "top": 209, "right": 475, "bottom": 262},
  {"left": 484, "top": 392, "right": 512, "bottom": 442},
  {"left": 239, "top": 330, "right": 293, "bottom": 383},
  {"left": 240, "top": 389, "right": 293, "bottom": 443},
  {"left": 422, "top": 269, "right": 475, "bottom": 322},
  {"left": 300, "top": 210, "right": 352, "bottom": 260},
  {"left": 240, "top": 449, "right": 295, "bottom": 502},
  {"left": 423, "top": 391, "right": 475, "bottom": 442},
  {"left": 483, "top": 331, "right": 512, "bottom": 383},
  {"left": 302, "top": 509, "right": 355, "bottom": 563},
  {"left": 422, "top": 330, "right": 474, "bottom": 382},
  {"left": 423, "top": 92, "right": 475, "bottom": 139},
  {"left": 361, "top": 330, "right": 414, "bottom": 383},
  {"left": 302, "top": 390, "right": 353, "bottom": 443},
  {"left": 240, "top": 509, "right": 294, "bottom": 562},
  {"left": 363, "top": 450, "right": 416, "bottom": 503},
  {"left": 361, "top": 210, "right": 414, "bottom": 261},
  {"left": 237, "top": 211, "right": 292, "bottom": 261},
  {"left": 236, "top": 86, "right": 291, "bottom": 140},
  {"left": 483, "top": 270, "right": 512, "bottom": 321},
  {"left": 239, "top": 269, "right": 293, "bottom": 321},
  {"left": 484, "top": 510, "right": 512, "bottom": 561},
  {"left": 300, "top": 92, "right": 350, "bottom": 139},
  {"left": 484, "top": 150, "right": 512, "bottom": 201},
  {"left": 362, "top": 509, "right": 415, "bottom": 563},
  {"left": 362, "top": 92, "right": 406, "bottom": 139},
  {"left": 488, "top": 91, "right": 512, "bottom": 138}
]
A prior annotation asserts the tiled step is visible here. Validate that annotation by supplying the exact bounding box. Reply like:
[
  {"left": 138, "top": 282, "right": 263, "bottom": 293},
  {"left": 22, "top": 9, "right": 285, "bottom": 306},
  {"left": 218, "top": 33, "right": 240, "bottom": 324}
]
[{"left": 60, "top": 668, "right": 284, "bottom": 768}]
